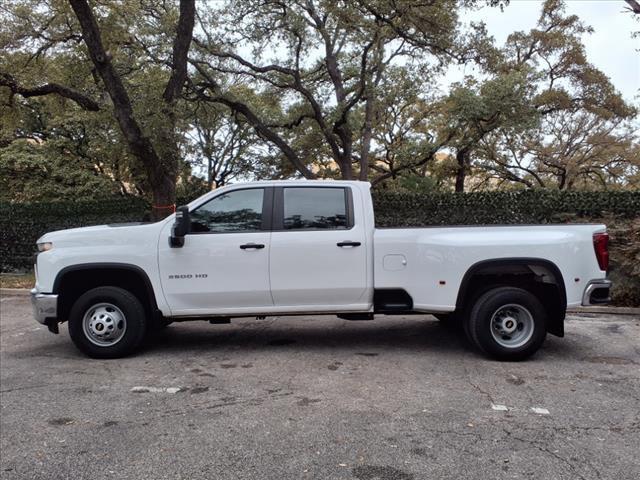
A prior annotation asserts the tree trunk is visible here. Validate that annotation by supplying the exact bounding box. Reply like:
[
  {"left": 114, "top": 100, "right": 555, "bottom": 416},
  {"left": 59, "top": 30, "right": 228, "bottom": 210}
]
[
  {"left": 558, "top": 172, "right": 567, "bottom": 190},
  {"left": 151, "top": 173, "right": 177, "bottom": 217},
  {"left": 207, "top": 155, "right": 213, "bottom": 190},
  {"left": 340, "top": 157, "right": 353, "bottom": 180},
  {"left": 455, "top": 149, "right": 469, "bottom": 193},
  {"left": 69, "top": 0, "right": 195, "bottom": 221},
  {"left": 359, "top": 97, "right": 374, "bottom": 181},
  {"left": 336, "top": 128, "right": 354, "bottom": 180}
]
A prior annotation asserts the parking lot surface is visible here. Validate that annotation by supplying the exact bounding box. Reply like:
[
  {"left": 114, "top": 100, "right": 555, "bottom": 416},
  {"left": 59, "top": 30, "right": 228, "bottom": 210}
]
[{"left": 1, "top": 293, "right": 639, "bottom": 480}]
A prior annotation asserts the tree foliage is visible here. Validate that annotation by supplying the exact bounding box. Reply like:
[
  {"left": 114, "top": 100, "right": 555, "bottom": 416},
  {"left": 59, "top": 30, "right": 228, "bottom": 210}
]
[
  {"left": 433, "top": 0, "right": 637, "bottom": 191},
  {"left": 188, "top": 0, "right": 494, "bottom": 181},
  {"left": 1, "top": 0, "right": 198, "bottom": 218},
  {"left": 0, "top": 139, "right": 121, "bottom": 201},
  {"left": 0, "top": 0, "right": 637, "bottom": 202},
  {"left": 475, "top": 111, "right": 640, "bottom": 190}
]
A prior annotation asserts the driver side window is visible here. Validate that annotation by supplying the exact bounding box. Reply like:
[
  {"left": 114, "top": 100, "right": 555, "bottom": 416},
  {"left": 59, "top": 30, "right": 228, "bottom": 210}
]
[{"left": 190, "top": 189, "right": 265, "bottom": 233}]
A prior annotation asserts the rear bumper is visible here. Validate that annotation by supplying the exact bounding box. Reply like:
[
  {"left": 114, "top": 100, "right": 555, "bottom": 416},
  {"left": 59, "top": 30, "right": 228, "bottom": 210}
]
[
  {"left": 30, "top": 288, "right": 58, "bottom": 324},
  {"left": 581, "top": 280, "right": 612, "bottom": 306}
]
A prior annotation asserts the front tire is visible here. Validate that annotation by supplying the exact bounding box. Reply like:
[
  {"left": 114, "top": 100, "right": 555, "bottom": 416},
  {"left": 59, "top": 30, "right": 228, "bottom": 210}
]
[
  {"left": 466, "top": 287, "right": 547, "bottom": 361},
  {"left": 68, "top": 286, "right": 148, "bottom": 359}
]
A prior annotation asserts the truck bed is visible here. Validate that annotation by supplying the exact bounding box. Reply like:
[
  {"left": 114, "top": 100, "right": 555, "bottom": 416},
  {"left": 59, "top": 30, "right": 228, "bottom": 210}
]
[{"left": 373, "top": 224, "right": 606, "bottom": 312}]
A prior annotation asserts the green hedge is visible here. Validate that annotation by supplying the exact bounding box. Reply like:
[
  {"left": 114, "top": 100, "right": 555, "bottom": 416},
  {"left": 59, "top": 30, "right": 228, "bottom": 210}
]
[
  {"left": 0, "top": 197, "right": 149, "bottom": 271},
  {"left": 2, "top": 190, "right": 639, "bottom": 272},
  {"left": 372, "top": 190, "right": 640, "bottom": 227}
]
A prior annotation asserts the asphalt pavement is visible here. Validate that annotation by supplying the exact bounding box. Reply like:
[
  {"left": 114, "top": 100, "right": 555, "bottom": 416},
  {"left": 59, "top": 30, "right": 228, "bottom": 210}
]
[{"left": 1, "top": 293, "right": 639, "bottom": 480}]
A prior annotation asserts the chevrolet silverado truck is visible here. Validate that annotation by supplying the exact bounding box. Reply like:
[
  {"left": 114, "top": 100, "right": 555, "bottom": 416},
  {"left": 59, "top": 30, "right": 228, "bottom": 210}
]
[{"left": 31, "top": 180, "right": 611, "bottom": 360}]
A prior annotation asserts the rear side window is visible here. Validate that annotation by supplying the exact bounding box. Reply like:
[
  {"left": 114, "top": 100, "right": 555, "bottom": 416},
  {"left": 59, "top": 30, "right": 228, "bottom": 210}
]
[
  {"left": 190, "top": 188, "right": 264, "bottom": 233},
  {"left": 283, "top": 187, "right": 349, "bottom": 230}
]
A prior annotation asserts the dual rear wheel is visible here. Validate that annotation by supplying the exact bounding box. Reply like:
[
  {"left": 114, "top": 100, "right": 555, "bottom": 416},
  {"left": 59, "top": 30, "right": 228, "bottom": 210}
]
[{"left": 442, "top": 286, "right": 547, "bottom": 361}]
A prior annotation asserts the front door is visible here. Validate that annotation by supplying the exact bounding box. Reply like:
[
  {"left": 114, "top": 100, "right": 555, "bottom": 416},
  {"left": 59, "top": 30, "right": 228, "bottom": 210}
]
[
  {"left": 158, "top": 187, "right": 273, "bottom": 315},
  {"left": 269, "top": 186, "right": 369, "bottom": 310}
]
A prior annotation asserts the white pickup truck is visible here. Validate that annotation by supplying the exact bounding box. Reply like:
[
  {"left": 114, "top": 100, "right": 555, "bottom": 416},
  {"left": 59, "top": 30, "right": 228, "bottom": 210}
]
[{"left": 31, "top": 180, "right": 611, "bottom": 360}]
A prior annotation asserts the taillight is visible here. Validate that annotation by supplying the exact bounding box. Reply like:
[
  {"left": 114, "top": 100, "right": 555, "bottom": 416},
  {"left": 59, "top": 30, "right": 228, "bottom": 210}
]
[{"left": 593, "top": 232, "right": 609, "bottom": 271}]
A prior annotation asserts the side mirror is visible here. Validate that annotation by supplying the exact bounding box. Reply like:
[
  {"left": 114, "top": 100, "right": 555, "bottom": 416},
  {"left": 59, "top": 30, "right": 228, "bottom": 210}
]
[{"left": 169, "top": 206, "right": 190, "bottom": 248}]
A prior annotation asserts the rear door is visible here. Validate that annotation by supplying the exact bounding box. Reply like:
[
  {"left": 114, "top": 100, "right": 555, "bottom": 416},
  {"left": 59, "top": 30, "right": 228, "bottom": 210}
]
[{"left": 269, "top": 186, "right": 369, "bottom": 310}]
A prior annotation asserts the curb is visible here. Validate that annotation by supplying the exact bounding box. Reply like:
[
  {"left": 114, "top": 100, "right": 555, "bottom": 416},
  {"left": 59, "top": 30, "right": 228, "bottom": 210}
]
[
  {"left": 0, "top": 288, "right": 31, "bottom": 297},
  {"left": 1, "top": 287, "right": 638, "bottom": 314},
  {"left": 567, "top": 306, "right": 640, "bottom": 315}
]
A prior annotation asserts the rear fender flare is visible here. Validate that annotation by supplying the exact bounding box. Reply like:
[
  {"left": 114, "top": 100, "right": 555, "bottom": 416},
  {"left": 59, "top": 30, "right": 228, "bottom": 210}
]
[{"left": 455, "top": 257, "right": 567, "bottom": 337}]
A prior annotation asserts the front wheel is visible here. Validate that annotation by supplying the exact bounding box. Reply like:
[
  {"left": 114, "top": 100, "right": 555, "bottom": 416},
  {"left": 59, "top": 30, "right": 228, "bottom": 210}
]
[
  {"left": 68, "top": 286, "right": 148, "bottom": 359},
  {"left": 466, "top": 287, "right": 547, "bottom": 361}
]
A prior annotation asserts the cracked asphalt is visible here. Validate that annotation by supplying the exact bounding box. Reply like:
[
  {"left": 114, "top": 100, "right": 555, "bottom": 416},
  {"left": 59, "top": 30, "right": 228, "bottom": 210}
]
[{"left": 1, "top": 293, "right": 639, "bottom": 480}]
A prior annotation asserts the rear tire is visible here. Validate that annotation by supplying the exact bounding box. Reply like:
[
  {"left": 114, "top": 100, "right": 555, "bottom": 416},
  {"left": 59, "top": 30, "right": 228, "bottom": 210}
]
[
  {"left": 466, "top": 286, "right": 547, "bottom": 361},
  {"left": 68, "top": 286, "right": 147, "bottom": 359}
]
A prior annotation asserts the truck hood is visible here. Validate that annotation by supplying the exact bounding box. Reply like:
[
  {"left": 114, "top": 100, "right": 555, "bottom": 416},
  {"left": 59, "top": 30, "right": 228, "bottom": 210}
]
[{"left": 37, "top": 222, "right": 165, "bottom": 247}]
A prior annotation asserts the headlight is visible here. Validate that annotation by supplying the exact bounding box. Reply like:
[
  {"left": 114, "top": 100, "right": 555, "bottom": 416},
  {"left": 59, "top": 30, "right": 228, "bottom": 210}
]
[{"left": 37, "top": 242, "right": 53, "bottom": 252}]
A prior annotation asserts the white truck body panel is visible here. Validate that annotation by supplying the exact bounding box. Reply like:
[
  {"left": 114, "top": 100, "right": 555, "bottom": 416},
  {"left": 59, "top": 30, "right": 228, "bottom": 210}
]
[
  {"left": 157, "top": 225, "right": 272, "bottom": 313},
  {"left": 35, "top": 222, "right": 170, "bottom": 313},
  {"left": 374, "top": 224, "right": 604, "bottom": 312},
  {"left": 34, "top": 180, "right": 607, "bottom": 320}
]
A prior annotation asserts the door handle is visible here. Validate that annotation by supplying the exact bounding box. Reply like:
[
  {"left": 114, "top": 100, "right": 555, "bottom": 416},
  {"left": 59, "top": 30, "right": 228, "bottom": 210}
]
[
  {"left": 337, "top": 241, "right": 361, "bottom": 247},
  {"left": 240, "top": 243, "right": 265, "bottom": 250}
]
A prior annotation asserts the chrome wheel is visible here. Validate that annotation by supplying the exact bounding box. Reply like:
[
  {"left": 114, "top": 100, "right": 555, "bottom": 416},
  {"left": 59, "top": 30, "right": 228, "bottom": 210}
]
[
  {"left": 490, "top": 303, "right": 534, "bottom": 349},
  {"left": 82, "top": 303, "right": 127, "bottom": 347}
]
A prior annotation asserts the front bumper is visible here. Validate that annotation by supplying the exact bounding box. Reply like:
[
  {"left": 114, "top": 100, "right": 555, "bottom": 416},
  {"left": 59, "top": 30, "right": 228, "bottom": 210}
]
[
  {"left": 30, "top": 288, "right": 58, "bottom": 325},
  {"left": 581, "top": 280, "right": 612, "bottom": 306}
]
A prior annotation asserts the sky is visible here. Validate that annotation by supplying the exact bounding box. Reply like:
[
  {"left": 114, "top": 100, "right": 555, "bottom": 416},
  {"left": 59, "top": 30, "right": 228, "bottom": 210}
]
[{"left": 446, "top": 0, "right": 640, "bottom": 104}]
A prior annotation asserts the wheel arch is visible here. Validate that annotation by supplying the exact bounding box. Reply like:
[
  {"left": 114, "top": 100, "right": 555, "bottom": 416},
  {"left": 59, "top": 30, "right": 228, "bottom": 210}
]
[
  {"left": 455, "top": 258, "right": 567, "bottom": 337},
  {"left": 53, "top": 263, "right": 160, "bottom": 323}
]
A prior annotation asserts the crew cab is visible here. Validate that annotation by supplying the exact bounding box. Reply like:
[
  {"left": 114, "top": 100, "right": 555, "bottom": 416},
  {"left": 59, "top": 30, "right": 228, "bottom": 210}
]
[{"left": 31, "top": 180, "right": 611, "bottom": 360}]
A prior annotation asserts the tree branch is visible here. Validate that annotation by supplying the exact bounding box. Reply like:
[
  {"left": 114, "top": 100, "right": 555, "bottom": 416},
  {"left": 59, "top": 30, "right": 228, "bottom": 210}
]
[
  {"left": 371, "top": 131, "right": 456, "bottom": 186},
  {"left": 0, "top": 72, "right": 100, "bottom": 111},
  {"left": 625, "top": 0, "right": 640, "bottom": 14},
  {"left": 163, "top": 0, "right": 196, "bottom": 103},
  {"left": 209, "top": 94, "right": 316, "bottom": 179},
  {"left": 189, "top": 64, "right": 316, "bottom": 179}
]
